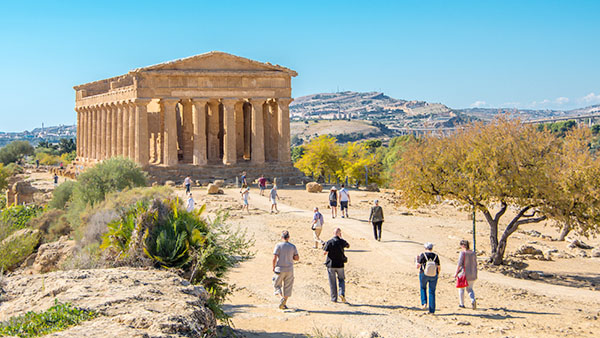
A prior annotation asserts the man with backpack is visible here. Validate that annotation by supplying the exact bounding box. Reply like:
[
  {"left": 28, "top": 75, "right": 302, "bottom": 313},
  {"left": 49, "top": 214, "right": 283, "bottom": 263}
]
[
  {"left": 311, "top": 207, "right": 325, "bottom": 248},
  {"left": 416, "top": 242, "right": 441, "bottom": 314}
]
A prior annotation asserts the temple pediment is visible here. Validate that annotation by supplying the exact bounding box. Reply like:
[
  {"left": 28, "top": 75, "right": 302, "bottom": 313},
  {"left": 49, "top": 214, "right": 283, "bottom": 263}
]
[{"left": 134, "top": 51, "right": 297, "bottom": 76}]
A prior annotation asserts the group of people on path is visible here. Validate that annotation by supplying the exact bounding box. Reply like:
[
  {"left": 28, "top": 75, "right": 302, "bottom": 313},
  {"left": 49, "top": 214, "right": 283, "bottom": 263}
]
[
  {"left": 272, "top": 228, "right": 350, "bottom": 309},
  {"left": 239, "top": 172, "right": 280, "bottom": 214},
  {"left": 416, "top": 240, "right": 478, "bottom": 314}
]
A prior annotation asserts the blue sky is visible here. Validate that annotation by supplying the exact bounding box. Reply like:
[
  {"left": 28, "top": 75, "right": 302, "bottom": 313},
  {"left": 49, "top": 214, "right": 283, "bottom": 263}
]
[{"left": 0, "top": 0, "right": 599, "bottom": 131}]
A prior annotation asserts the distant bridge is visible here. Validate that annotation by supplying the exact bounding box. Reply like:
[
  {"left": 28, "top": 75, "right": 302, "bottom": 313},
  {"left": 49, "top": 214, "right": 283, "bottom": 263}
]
[
  {"left": 522, "top": 111, "right": 600, "bottom": 125},
  {"left": 390, "top": 111, "right": 600, "bottom": 137}
]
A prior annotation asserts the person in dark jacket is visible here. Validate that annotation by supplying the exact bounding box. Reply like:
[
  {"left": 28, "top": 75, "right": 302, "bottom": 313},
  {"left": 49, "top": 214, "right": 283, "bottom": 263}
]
[
  {"left": 323, "top": 228, "right": 350, "bottom": 303},
  {"left": 368, "top": 199, "right": 384, "bottom": 241}
]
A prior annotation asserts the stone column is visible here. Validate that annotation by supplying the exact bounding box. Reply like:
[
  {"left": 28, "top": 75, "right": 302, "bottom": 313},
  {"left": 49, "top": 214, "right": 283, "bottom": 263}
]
[
  {"left": 221, "top": 98, "right": 238, "bottom": 165},
  {"left": 110, "top": 103, "right": 118, "bottom": 157},
  {"left": 106, "top": 104, "right": 113, "bottom": 159},
  {"left": 122, "top": 103, "right": 129, "bottom": 158},
  {"left": 277, "top": 98, "right": 293, "bottom": 163},
  {"left": 133, "top": 99, "right": 151, "bottom": 166},
  {"left": 86, "top": 108, "right": 92, "bottom": 160},
  {"left": 191, "top": 98, "right": 208, "bottom": 165},
  {"left": 76, "top": 108, "right": 81, "bottom": 158},
  {"left": 100, "top": 104, "right": 107, "bottom": 160},
  {"left": 128, "top": 102, "right": 136, "bottom": 160},
  {"left": 206, "top": 100, "right": 220, "bottom": 162},
  {"left": 251, "top": 98, "right": 266, "bottom": 164},
  {"left": 83, "top": 108, "right": 89, "bottom": 160},
  {"left": 91, "top": 107, "right": 97, "bottom": 160},
  {"left": 116, "top": 103, "right": 123, "bottom": 156},
  {"left": 161, "top": 98, "right": 179, "bottom": 166}
]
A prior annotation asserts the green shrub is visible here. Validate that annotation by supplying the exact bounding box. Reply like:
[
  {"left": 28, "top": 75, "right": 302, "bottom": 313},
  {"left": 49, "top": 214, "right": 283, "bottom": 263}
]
[
  {"left": 100, "top": 198, "right": 254, "bottom": 322},
  {"left": 0, "top": 299, "right": 97, "bottom": 337},
  {"left": 0, "top": 205, "right": 45, "bottom": 241},
  {"left": 49, "top": 181, "right": 77, "bottom": 210},
  {"left": 0, "top": 140, "right": 34, "bottom": 165},
  {"left": 31, "top": 209, "right": 72, "bottom": 243},
  {"left": 0, "top": 229, "right": 40, "bottom": 271},
  {"left": 73, "top": 157, "right": 147, "bottom": 206}
]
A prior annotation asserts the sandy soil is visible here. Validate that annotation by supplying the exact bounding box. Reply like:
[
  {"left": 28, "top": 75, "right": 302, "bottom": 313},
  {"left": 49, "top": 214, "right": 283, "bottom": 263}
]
[{"left": 175, "top": 185, "right": 600, "bottom": 338}]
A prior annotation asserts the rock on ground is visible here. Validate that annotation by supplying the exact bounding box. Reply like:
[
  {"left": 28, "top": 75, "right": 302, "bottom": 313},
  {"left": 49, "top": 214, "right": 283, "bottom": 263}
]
[
  {"left": 29, "top": 236, "right": 76, "bottom": 273},
  {"left": 0, "top": 268, "right": 216, "bottom": 338},
  {"left": 306, "top": 182, "right": 323, "bottom": 193},
  {"left": 207, "top": 183, "right": 220, "bottom": 194},
  {"left": 213, "top": 180, "right": 225, "bottom": 187}
]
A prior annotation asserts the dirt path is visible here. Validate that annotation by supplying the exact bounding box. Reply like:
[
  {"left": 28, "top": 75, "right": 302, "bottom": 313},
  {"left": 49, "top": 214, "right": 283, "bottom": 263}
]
[{"left": 180, "top": 187, "right": 600, "bottom": 338}]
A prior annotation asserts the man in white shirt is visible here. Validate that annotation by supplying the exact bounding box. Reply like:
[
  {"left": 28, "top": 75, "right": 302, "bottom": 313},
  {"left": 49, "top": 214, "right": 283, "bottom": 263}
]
[{"left": 338, "top": 184, "right": 351, "bottom": 218}]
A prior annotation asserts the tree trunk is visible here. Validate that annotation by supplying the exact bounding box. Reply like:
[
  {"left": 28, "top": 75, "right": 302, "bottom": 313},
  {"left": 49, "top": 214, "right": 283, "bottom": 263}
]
[
  {"left": 490, "top": 206, "right": 547, "bottom": 265},
  {"left": 558, "top": 224, "right": 571, "bottom": 241},
  {"left": 481, "top": 201, "right": 507, "bottom": 260}
]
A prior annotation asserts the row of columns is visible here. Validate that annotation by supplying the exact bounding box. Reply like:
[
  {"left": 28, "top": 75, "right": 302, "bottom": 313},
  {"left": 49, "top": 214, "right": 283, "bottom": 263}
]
[
  {"left": 76, "top": 97, "right": 292, "bottom": 167},
  {"left": 75, "top": 99, "right": 150, "bottom": 164},
  {"left": 158, "top": 97, "right": 292, "bottom": 166}
]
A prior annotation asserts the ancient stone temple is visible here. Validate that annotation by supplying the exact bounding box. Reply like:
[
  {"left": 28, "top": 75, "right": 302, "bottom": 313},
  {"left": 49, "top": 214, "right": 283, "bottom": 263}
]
[{"left": 73, "top": 52, "right": 303, "bottom": 183}]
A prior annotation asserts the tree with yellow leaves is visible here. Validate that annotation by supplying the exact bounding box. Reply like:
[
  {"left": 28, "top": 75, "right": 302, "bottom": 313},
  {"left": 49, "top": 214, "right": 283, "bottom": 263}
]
[{"left": 393, "top": 117, "right": 600, "bottom": 265}]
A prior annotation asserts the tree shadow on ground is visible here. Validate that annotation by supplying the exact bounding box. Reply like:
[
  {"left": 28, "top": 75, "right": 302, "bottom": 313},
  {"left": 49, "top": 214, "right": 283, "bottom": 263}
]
[
  {"left": 217, "top": 326, "right": 305, "bottom": 338},
  {"left": 382, "top": 239, "right": 422, "bottom": 245},
  {"left": 222, "top": 303, "right": 256, "bottom": 316},
  {"left": 436, "top": 306, "right": 559, "bottom": 320},
  {"left": 346, "top": 303, "right": 422, "bottom": 311}
]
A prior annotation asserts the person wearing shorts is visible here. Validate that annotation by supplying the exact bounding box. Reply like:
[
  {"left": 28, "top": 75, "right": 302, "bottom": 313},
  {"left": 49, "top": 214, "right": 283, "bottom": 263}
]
[
  {"left": 269, "top": 185, "right": 279, "bottom": 213},
  {"left": 338, "top": 184, "right": 351, "bottom": 218},
  {"left": 311, "top": 207, "right": 325, "bottom": 248},
  {"left": 258, "top": 174, "right": 267, "bottom": 196},
  {"left": 329, "top": 186, "right": 338, "bottom": 218},
  {"left": 240, "top": 184, "right": 250, "bottom": 214},
  {"left": 273, "top": 230, "right": 299, "bottom": 309}
]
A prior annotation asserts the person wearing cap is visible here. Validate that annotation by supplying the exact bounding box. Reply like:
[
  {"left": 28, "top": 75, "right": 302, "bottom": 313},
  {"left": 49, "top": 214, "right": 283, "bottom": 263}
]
[
  {"left": 328, "top": 186, "right": 338, "bottom": 218},
  {"left": 368, "top": 199, "right": 384, "bottom": 241},
  {"left": 416, "top": 242, "right": 441, "bottom": 314},
  {"left": 272, "top": 230, "right": 299, "bottom": 310}
]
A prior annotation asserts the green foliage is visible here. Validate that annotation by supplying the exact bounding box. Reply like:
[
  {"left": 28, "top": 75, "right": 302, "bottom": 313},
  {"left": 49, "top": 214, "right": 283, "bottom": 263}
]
[
  {"left": 0, "top": 205, "right": 45, "bottom": 240},
  {"left": 100, "top": 198, "right": 253, "bottom": 322},
  {"left": 49, "top": 181, "right": 77, "bottom": 210},
  {"left": 73, "top": 157, "right": 147, "bottom": 206},
  {"left": 0, "top": 229, "right": 40, "bottom": 271},
  {"left": 591, "top": 124, "right": 600, "bottom": 135},
  {"left": 364, "top": 139, "right": 382, "bottom": 150},
  {"left": 57, "top": 139, "right": 76, "bottom": 155},
  {"left": 537, "top": 120, "right": 577, "bottom": 137},
  {"left": 291, "top": 146, "right": 305, "bottom": 163},
  {"left": 377, "top": 135, "right": 415, "bottom": 184},
  {"left": 0, "top": 299, "right": 97, "bottom": 338},
  {"left": 0, "top": 140, "right": 34, "bottom": 165},
  {"left": 0, "top": 163, "right": 9, "bottom": 192}
]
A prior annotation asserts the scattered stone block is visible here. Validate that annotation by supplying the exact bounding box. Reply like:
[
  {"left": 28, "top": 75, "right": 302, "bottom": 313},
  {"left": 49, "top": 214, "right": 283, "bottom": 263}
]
[
  {"left": 515, "top": 245, "right": 543, "bottom": 256},
  {"left": 366, "top": 183, "right": 380, "bottom": 192},
  {"left": 306, "top": 182, "right": 322, "bottom": 193},
  {"left": 213, "top": 180, "right": 225, "bottom": 187},
  {"left": 207, "top": 184, "right": 220, "bottom": 194},
  {"left": 568, "top": 239, "right": 593, "bottom": 249},
  {"left": 164, "top": 180, "right": 175, "bottom": 187}
]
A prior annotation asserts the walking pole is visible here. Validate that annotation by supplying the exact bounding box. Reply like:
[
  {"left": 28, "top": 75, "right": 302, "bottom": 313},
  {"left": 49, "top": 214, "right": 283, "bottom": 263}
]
[{"left": 472, "top": 205, "right": 477, "bottom": 253}]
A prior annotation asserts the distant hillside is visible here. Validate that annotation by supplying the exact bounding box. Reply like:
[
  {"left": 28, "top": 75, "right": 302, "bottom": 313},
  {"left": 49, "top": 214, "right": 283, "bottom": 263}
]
[{"left": 290, "top": 91, "right": 470, "bottom": 129}]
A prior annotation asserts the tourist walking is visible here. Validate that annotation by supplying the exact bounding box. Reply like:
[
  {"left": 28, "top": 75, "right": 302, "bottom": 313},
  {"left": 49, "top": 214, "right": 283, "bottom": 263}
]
[
  {"left": 258, "top": 174, "right": 267, "bottom": 196},
  {"left": 186, "top": 193, "right": 195, "bottom": 212},
  {"left": 272, "top": 230, "right": 299, "bottom": 310},
  {"left": 338, "top": 184, "right": 351, "bottom": 218},
  {"left": 240, "top": 171, "right": 247, "bottom": 186},
  {"left": 416, "top": 242, "right": 441, "bottom": 314},
  {"left": 455, "top": 239, "right": 478, "bottom": 309},
  {"left": 53, "top": 173, "right": 59, "bottom": 186},
  {"left": 269, "top": 184, "right": 279, "bottom": 213},
  {"left": 240, "top": 184, "right": 250, "bottom": 214},
  {"left": 323, "top": 228, "right": 350, "bottom": 303},
  {"left": 329, "top": 186, "right": 338, "bottom": 218},
  {"left": 368, "top": 199, "right": 384, "bottom": 241},
  {"left": 311, "top": 207, "right": 325, "bottom": 248},
  {"left": 184, "top": 175, "right": 192, "bottom": 194}
]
